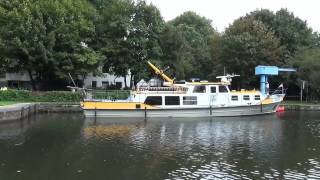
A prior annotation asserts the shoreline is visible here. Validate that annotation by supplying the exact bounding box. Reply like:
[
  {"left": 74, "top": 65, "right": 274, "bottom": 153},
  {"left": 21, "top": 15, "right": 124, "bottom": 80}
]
[
  {"left": 0, "top": 103, "right": 81, "bottom": 123},
  {"left": 0, "top": 102, "right": 319, "bottom": 122}
]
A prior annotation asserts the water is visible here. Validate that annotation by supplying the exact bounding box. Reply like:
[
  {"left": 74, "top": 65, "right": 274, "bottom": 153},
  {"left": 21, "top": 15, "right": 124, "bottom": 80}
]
[{"left": 0, "top": 112, "right": 320, "bottom": 179}]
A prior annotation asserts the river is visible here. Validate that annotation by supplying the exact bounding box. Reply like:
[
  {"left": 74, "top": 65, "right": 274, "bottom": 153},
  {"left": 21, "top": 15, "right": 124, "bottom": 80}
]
[{"left": 0, "top": 112, "right": 319, "bottom": 179}]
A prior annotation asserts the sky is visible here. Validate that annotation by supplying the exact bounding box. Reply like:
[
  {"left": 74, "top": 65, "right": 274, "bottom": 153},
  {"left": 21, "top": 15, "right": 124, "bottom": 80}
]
[{"left": 146, "top": 0, "right": 320, "bottom": 32}]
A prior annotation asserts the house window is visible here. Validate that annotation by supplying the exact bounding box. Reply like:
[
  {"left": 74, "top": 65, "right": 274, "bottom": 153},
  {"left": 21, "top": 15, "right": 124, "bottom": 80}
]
[
  {"left": 145, "top": 96, "right": 162, "bottom": 106},
  {"left": 0, "top": 73, "right": 5, "bottom": 78},
  {"left": 183, "top": 96, "right": 197, "bottom": 105},
  {"left": 231, "top": 95, "right": 238, "bottom": 101},
  {"left": 218, "top": 86, "right": 228, "bottom": 93},
  {"left": 91, "top": 81, "right": 97, "bottom": 88},
  {"left": 243, "top": 95, "right": 250, "bottom": 100},
  {"left": 210, "top": 86, "right": 217, "bottom": 93},
  {"left": 116, "top": 82, "right": 122, "bottom": 89},
  {"left": 102, "top": 81, "right": 109, "bottom": 88},
  {"left": 254, "top": 95, "right": 260, "bottom": 100},
  {"left": 193, "top": 86, "right": 206, "bottom": 93},
  {"left": 165, "top": 96, "right": 180, "bottom": 105}
]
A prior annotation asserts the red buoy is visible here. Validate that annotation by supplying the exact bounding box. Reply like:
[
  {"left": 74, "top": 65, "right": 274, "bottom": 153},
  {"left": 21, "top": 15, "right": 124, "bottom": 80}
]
[{"left": 276, "top": 105, "right": 285, "bottom": 112}]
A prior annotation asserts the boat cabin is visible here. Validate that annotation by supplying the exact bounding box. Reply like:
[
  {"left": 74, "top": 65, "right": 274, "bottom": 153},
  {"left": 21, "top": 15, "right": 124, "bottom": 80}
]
[{"left": 132, "top": 83, "right": 263, "bottom": 108}]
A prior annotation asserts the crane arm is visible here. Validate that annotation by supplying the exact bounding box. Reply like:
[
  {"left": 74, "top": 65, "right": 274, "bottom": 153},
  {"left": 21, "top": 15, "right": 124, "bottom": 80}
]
[{"left": 147, "top": 61, "right": 174, "bottom": 84}]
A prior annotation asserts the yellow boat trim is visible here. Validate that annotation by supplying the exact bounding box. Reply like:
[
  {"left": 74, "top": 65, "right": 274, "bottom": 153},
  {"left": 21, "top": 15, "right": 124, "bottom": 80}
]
[
  {"left": 261, "top": 98, "right": 273, "bottom": 105},
  {"left": 230, "top": 90, "right": 260, "bottom": 95},
  {"left": 82, "top": 101, "right": 157, "bottom": 110}
]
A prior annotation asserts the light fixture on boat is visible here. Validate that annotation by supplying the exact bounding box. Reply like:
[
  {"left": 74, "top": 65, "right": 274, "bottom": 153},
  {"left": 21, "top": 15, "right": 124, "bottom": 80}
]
[{"left": 216, "top": 74, "right": 240, "bottom": 84}]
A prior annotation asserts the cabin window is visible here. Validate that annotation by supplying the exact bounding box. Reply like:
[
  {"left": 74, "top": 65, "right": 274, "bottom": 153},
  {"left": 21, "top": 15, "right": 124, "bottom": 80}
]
[
  {"left": 193, "top": 86, "right": 206, "bottom": 93},
  {"left": 165, "top": 96, "right": 180, "bottom": 105},
  {"left": 219, "top": 86, "right": 228, "bottom": 93},
  {"left": 210, "top": 86, "right": 217, "bottom": 93},
  {"left": 254, "top": 95, "right": 260, "bottom": 100},
  {"left": 183, "top": 96, "right": 197, "bottom": 105},
  {"left": 243, "top": 95, "right": 250, "bottom": 101},
  {"left": 145, "top": 96, "right": 162, "bottom": 106},
  {"left": 231, "top": 95, "right": 238, "bottom": 101}
]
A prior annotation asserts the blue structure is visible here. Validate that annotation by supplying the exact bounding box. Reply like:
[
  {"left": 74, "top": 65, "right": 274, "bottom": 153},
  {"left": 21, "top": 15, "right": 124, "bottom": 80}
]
[{"left": 255, "top": 66, "right": 296, "bottom": 95}]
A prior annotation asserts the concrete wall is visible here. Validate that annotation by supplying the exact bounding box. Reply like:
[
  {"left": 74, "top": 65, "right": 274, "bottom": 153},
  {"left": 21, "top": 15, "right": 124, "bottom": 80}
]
[
  {"left": 0, "top": 103, "right": 36, "bottom": 122},
  {"left": 0, "top": 103, "right": 81, "bottom": 123}
]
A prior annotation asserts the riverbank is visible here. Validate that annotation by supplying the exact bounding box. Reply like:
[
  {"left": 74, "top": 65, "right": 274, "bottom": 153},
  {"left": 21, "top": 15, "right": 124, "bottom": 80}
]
[
  {"left": 0, "top": 103, "right": 81, "bottom": 123},
  {"left": 0, "top": 102, "right": 319, "bottom": 122},
  {"left": 282, "top": 104, "right": 320, "bottom": 111}
]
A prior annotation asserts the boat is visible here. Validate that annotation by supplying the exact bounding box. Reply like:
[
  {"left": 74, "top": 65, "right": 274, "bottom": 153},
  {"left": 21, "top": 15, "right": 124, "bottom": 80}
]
[{"left": 81, "top": 61, "right": 295, "bottom": 118}]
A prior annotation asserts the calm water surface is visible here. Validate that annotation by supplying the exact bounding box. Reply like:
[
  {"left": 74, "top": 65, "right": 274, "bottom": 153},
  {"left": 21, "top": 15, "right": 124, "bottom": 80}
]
[{"left": 0, "top": 112, "right": 320, "bottom": 179}]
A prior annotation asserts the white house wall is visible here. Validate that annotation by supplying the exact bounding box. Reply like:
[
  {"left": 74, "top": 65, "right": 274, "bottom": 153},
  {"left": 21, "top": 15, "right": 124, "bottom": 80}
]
[{"left": 83, "top": 73, "right": 131, "bottom": 89}]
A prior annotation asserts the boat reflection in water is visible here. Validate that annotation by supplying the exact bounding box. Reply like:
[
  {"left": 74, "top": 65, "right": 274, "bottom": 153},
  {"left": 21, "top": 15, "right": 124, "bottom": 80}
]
[{"left": 81, "top": 112, "right": 320, "bottom": 179}]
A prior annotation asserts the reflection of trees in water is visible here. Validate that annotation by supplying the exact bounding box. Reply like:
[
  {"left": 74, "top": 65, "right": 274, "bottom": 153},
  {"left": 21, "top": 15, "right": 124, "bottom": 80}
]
[{"left": 0, "top": 115, "right": 37, "bottom": 143}]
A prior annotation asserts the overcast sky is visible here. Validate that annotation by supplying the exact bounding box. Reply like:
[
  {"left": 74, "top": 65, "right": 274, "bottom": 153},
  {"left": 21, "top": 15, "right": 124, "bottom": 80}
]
[{"left": 146, "top": 0, "right": 320, "bottom": 32}]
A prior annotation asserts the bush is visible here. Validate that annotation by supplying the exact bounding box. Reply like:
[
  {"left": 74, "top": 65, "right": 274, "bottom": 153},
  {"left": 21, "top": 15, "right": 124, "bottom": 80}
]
[
  {"left": 0, "top": 89, "right": 82, "bottom": 102},
  {"left": 0, "top": 89, "right": 32, "bottom": 101}
]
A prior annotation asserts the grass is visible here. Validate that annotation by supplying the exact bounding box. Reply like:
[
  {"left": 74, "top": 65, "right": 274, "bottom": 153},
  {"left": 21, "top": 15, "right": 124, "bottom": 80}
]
[
  {"left": 0, "top": 101, "right": 19, "bottom": 106},
  {"left": 282, "top": 100, "right": 319, "bottom": 105}
]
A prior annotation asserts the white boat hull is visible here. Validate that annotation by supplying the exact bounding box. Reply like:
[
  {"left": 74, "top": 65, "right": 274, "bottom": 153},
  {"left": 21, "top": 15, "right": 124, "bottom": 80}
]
[{"left": 83, "top": 102, "right": 280, "bottom": 118}]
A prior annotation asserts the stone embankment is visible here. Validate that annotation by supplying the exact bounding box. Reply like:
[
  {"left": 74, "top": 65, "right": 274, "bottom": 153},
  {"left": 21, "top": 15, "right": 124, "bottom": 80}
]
[
  {"left": 0, "top": 103, "right": 81, "bottom": 122},
  {"left": 282, "top": 104, "right": 320, "bottom": 111}
]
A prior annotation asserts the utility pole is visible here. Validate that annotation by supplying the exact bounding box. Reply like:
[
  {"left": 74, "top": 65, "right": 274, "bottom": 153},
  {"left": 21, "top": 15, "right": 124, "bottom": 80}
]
[{"left": 300, "top": 80, "right": 305, "bottom": 103}]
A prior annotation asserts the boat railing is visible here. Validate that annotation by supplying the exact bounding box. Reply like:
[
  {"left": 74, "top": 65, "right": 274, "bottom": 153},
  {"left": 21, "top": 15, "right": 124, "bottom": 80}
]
[
  {"left": 85, "top": 89, "right": 131, "bottom": 100},
  {"left": 137, "top": 86, "right": 188, "bottom": 94}
]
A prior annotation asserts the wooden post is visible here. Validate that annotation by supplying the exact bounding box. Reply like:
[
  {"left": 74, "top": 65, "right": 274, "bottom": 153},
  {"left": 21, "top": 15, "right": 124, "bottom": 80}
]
[
  {"left": 20, "top": 107, "right": 24, "bottom": 120},
  {"left": 144, "top": 107, "right": 147, "bottom": 120},
  {"left": 210, "top": 106, "right": 212, "bottom": 116}
]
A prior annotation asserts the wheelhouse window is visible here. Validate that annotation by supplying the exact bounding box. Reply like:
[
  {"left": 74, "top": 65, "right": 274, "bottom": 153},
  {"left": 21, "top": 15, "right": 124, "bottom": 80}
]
[
  {"left": 193, "top": 86, "right": 206, "bottom": 93},
  {"left": 165, "top": 96, "right": 180, "bottom": 105},
  {"left": 243, "top": 95, "right": 250, "bottom": 101},
  {"left": 210, "top": 86, "right": 217, "bottom": 93},
  {"left": 145, "top": 96, "right": 162, "bottom": 106},
  {"left": 254, "top": 95, "right": 260, "bottom": 100},
  {"left": 231, "top": 95, "right": 238, "bottom": 101},
  {"left": 183, "top": 96, "right": 197, "bottom": 105},
  {"left": 218, "top": 86, "right": 228, "bottom": 93}
]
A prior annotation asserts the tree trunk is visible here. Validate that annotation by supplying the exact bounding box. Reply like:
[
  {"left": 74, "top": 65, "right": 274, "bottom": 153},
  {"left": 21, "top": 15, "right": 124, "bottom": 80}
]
[
  {"left": 27, "top": 69, "right": 37, "bottom": 90},
  {"left": 124, "top": 74, "right": 128, "bottom": 89}
]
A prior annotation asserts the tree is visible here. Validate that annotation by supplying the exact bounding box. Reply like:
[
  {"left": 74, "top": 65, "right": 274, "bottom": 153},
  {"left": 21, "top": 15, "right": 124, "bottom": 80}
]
[
  {"left": 92, "top": 0, "right": 164, "bottom": 88},
  {"left": 128, "top": 0, "right": 164, "bottom": 86},
  {"left": 160, "top": 11, "right": 216, "bottom": 80},
  {"left": 292, "top": 47, "right": 320, "bottom": 100},
  {"left": 249, "top": 9, "right": 314, "bottom": 58},
  {"left": 219, "top": 17, "right": 285, "bottom": 88},
  {"left": 0, "top": 0, "right": 101, "bottom": 90}
]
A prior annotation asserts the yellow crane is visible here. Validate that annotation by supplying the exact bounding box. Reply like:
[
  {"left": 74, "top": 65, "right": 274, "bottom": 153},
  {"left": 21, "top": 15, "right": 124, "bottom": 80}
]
[{"left": 147, "top": 61, "right": 174, "bottom": 85}]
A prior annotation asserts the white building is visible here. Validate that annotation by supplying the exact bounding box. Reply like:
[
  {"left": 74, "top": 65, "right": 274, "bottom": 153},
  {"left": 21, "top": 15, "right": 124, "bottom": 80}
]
[
  {"left": 0, "top": 71, "right": 131, "bottom": 90},
  {"left": 83, "top": 72, "right": 131, "bottom": 89},
  {"left": 0, "top": 72, "right": 32, "bottom": 89}
]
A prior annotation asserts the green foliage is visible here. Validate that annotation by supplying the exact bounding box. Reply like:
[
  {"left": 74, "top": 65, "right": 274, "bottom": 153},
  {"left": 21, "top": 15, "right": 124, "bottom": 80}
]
[
  {"left": 0, "top": 89, "right": 32, "bottom": 101},
  {"left": 160, "top": 12, "right": 215, "bottom": 80},
  {"left": 292, "top": 47, "right": 320, "bottom": 98},
  {"left": 249, "top": 9, "right": 314, "bottom": 57},
  {"left": 0, "top": 0, "right": 102, "bottom": 90},
  {"left": 91, "top": 0, "right": 164, "bottom": 87},
  {"left": 219, "top": 17, "right": 285, "bottom": 87},
  {"left": 0, "top": 89, "right": 82, "bottom": 102}
]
